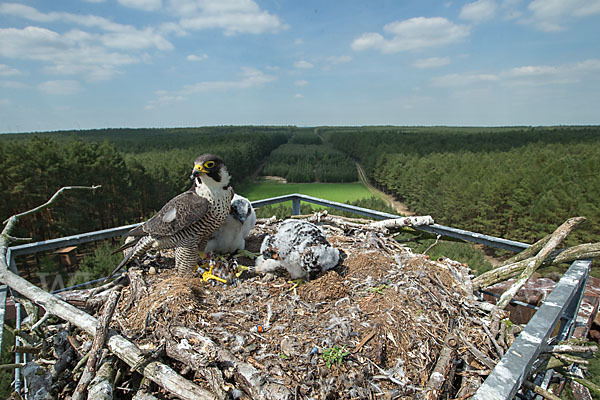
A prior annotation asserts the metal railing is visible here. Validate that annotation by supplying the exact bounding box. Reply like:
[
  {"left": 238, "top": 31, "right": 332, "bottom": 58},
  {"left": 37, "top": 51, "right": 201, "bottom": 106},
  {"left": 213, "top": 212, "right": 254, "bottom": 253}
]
[{"left": 1, "top": 193, "right": 592, "bottom": 399}]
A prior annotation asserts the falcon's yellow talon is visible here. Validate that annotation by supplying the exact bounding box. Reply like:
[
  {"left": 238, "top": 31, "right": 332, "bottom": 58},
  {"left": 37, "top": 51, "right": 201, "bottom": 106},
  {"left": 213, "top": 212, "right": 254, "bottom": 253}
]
[
  {"left": 202, "top": 265, "right": 227, "bottom": 283},
  {"left": 287, "top": 279, "right": 305, "bottom": 291},
  {"left": 235, "top": 264, "right": 249, "bottom": 278}
]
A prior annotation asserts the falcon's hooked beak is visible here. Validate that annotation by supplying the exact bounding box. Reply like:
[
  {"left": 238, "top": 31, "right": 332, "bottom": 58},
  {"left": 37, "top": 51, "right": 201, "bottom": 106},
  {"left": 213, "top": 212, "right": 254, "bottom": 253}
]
[{"left": 191, "top": 164, "right": 208, "bottom": 179}]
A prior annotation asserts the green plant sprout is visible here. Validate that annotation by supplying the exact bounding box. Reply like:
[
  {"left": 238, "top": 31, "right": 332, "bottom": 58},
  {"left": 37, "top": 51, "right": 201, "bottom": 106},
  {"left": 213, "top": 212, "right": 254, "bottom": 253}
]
[{"left": 321, "top": 345, "right": 350, "bottom": 368}]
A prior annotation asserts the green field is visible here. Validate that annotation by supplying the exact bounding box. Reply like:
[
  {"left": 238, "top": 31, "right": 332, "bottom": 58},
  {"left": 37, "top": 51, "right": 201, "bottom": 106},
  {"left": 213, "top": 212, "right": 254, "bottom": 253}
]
[{"left": 238, "top": 181, "right": 372, "bottom": 203}]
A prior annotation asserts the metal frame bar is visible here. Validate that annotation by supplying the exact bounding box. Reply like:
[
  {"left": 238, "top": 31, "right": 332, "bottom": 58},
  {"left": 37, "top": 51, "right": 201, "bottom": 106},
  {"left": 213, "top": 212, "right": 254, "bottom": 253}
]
[
  {"left": 473, "top": 259, "right": 592, "bottom": 400},
  {"left": 0, "top": 193, "right": 593, "bottom": 400}
]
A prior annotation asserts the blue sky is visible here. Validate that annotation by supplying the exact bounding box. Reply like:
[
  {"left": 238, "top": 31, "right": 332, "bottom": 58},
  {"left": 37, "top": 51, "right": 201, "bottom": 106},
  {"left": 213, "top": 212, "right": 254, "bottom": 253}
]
[{"left": 1, "top": 0, "right": 599, "bottom": 132}]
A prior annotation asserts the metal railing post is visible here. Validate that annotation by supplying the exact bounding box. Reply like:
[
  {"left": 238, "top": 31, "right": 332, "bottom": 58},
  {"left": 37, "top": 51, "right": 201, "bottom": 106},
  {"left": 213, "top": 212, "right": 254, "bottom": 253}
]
[{"left": 292, "top": 197, "right": 301, "bottom": 216}]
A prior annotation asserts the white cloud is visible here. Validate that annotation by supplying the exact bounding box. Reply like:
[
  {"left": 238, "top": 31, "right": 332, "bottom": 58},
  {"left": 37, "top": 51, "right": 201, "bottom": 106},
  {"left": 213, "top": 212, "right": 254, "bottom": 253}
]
[
  {"left": 326, "top": 55, "right": 352, "bottom": 64},
  {"left": 0, "top": 26, "right": 140, "bottom": 81},
  {"left": 430, "top": 73, "right": 499, "bottom": 87},
  {"left": 526, "top": 0, "right": 600, "bottom": 31},
  {"left": 0, "top": 4, "right": 174, "bottom": 81},
  {"left": 293, "top": 60, "right": 314, "bottom": 69},
  {"left": 295, "top": 80, "right": 308, "bottom": 86},
  {"left": 413, "top": 57, "right": 451, "bottom": 68},
  {"left": 430, "top": 59, "right": 600, "bottom": 88},
  {"left": 146, "top": 67, "right": 277, "bottom": 108},
  {"left": 0, "top": 64, "right": 21, "bottom": 76},
  {"left": 460, "top": 0, "right": 498, "bottom": 22},
  {"left": 0, "top": 81, "right": 27, "bottom": 89},
  {"left": 352, "top": 17, "right": 470, "bottom": 53},
  {"left": 118, "top": 0, "right": 162, "bottom": 12},
  {"left": 294, "top": 93, "right": 304, "bottom": 98},
  {"left": 0, "top": 3, "right": 173, "bottom": 50},
  {"left": 187, "top": 53, "right": 208, "bottom": 61},
  {"left": 168, "top": 0, "right": 286, "bottom": 35},
  {"left": 38, "top": 80, "right": 82, "bottom": 95}
]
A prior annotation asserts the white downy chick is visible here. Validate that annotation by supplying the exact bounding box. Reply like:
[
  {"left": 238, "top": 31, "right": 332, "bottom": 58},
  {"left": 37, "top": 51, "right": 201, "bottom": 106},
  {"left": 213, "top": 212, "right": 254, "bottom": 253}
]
[
  {"left": 255, "top": 219, "right": 340, "bottom": 280},
  {"left": 205, "top": 194, "right": 256, "bottom": 254}
]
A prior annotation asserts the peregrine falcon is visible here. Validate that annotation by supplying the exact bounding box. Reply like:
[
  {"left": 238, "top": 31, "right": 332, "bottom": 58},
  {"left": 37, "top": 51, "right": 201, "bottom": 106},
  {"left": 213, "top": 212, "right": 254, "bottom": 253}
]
[
  {"left": 111, "top": 154, "right": 234, "bottom": 276},
  {"left": 205, "top": 194, "right": 256, "bottom": 254},
  {"left": 255, "top": 219, "right": 340, "bottom": 281}
]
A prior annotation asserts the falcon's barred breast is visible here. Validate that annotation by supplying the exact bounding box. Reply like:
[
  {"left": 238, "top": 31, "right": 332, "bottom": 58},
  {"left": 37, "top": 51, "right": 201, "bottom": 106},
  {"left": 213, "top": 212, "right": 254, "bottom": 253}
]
[{"left": 112, "top": 154, "right": 234, "bottom": 276}]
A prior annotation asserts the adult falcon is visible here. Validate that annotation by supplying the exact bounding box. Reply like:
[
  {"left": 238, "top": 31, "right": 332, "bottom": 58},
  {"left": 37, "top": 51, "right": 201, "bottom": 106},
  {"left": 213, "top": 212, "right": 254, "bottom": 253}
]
[{"left": 111, "top": 154, "right": 234, "bottom": 276}]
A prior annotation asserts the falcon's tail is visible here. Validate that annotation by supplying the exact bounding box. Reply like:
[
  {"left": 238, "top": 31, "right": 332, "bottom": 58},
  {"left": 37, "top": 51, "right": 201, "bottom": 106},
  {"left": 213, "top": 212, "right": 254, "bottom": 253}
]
[
  {"left": 111, "top": 235, "right": 143, "bottom": 255},
  {"left": 105, "top": 236, "right": 154, "bottom": 281}
]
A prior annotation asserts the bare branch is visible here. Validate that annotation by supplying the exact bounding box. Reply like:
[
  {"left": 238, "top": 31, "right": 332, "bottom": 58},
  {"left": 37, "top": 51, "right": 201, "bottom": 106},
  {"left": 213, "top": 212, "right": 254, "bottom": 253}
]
[{"left": 2, "top": 184, "right": 101, "bottom": 227}]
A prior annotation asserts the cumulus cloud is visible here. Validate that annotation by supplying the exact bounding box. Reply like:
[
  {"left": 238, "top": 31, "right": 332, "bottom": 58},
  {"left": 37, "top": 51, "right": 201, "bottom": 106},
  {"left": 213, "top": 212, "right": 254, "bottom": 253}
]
[
  {"left": 38, "top": 80, "right": 82, "bottom": 95},
  {"left": 0, "top": 4, "right": 173, "bottom": 50},
  {"left": 0, "top": 4, "right": 173, "bottom": 81},
  {"left": 295, "top": 80, "right": 308, "bottom": 86},
  {"left": 430, "top": 73, "right": 499, "bottom": 87},
  {"left": 293, "top": 60, "right": 314, "bottom": 69},
  {"left": 526, "top": 0, "right": 600, "bottom": 31},
  {"left": 430, "top": 59, "right": 600, "bottom": 87},
  {"left": 0, "top": 64, "right": 21, "bottom": 76},
  {"left": 294, "top": 93, "right": 304, "bottom": 98},
  {"left": 146, "top": 67, "right": 276, "bottom": 108},
  {"left": 187, "top": 53, "right": 208, "bottom": 61},
  {"left": 0, "top": 26, "right": 140, "bottom": 81},
  {"left": 118, "top": 0, "right": 162, "bottom": 12},
  {"left": 351, "top": 17, "right": 470, "bottom": 53},
  {"left": 460, "top": 0, "right": 498, "bottom": 22},
  {"left": 167, "top": 0, "right": 286, "bottom": 35},
  {"left": 413, "top": 57, "right": 451, "bottom": 68}
]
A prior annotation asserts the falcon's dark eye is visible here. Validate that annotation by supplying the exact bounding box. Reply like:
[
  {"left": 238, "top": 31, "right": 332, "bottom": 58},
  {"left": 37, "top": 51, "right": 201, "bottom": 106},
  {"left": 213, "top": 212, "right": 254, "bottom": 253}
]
[{"left": 204, "top": 161, "right": 215, "bottom": 169}]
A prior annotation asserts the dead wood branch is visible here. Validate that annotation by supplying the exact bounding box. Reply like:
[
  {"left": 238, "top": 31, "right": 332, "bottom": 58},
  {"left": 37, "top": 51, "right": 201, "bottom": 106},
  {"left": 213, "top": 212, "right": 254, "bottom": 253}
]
[
  {"left": 491, "top": 217, "right": 585, "bottom": 312},
  {"left": 473, "top": 241, "right": 599, "bottom": 290},
  {"left": 522, "top": 380, "right": 561, "bottom": 400},
  {"left": 2, "top": 185, "right": 101, "bottom": 228},
  {"left": 424, "top": 333, "right": 458, "bottom": 400},
  {"left": 87, "top": 356, "right": 117, "bottom": 400},
  {"left": 547, "top": 344, "right": 598, "bottom": 354},
  {"left": 367, "top": 215, "right": 434, "bottom": 232},
  {"left": 172, "top": 326, "right": 293, "bottom": 400},
  {"left": 73, "top": 289, "right": 121, "bottom": 400},
  {"left": 0, "top": 268, "right": 218, "bottom": 400}
]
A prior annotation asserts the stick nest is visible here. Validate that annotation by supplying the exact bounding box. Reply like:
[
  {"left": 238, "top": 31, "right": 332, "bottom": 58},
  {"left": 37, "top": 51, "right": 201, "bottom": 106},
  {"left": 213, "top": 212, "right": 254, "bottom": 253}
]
[{"left": 104, "top": 215, "right": 500, "bottom": 399}]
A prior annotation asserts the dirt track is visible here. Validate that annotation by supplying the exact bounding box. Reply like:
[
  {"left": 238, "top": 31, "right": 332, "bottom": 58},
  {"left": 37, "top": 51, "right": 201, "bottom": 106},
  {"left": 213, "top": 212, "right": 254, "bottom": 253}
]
[{"left": 355, "top": 163, "right": 414, "bottom": 216}]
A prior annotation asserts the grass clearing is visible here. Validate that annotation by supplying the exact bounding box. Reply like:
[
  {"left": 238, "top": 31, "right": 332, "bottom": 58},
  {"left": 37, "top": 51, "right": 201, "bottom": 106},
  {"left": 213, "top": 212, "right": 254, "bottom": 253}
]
[{"left": 238, "top": 181, "right": 372, "bottom": 204}]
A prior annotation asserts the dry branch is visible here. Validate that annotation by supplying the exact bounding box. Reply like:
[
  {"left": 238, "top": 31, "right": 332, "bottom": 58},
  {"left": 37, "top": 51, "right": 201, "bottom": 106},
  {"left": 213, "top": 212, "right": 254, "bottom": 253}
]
[
  {"left": 473, "top": 241, "right": 600, "bottom": 290},
  {"left": 72, "top": 289, "right": 121, "bottom": 400},
  {"left": 491, "top": 217, "right": 585, "bottom": 312},
  {"left": 367, "top": 215, "right": 434, "bottom": 232},
  {"left": 424, "top": 333, "right": 458, "bottom": 400},
  {"left": 172, "top": 326, "right": 293, "bottom": 400}
]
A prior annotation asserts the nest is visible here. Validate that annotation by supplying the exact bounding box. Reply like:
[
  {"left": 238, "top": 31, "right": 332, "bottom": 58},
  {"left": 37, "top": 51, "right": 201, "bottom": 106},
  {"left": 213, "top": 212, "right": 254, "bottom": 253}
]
[{"left": 62, "top": 214, "right": 505, "bottom": 400}]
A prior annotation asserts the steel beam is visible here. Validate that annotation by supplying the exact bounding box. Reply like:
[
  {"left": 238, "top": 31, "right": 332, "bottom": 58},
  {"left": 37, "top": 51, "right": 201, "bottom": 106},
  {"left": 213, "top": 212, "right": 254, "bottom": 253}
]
[{"left": 472, "top": 259, "right": 592, "bottom": 400}]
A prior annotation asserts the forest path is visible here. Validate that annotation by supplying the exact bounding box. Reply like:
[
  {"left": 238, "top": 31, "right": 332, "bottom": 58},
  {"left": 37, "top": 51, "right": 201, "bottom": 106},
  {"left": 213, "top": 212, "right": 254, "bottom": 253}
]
[{"left": 355, "top": 163, "right": 415, "bottom": 216}]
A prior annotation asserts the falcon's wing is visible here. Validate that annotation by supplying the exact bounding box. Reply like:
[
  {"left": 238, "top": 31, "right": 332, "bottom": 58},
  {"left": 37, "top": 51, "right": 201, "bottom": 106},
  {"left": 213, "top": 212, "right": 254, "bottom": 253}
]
[{"left": 139, "top": 190, "right": 210, "bottom": 237}]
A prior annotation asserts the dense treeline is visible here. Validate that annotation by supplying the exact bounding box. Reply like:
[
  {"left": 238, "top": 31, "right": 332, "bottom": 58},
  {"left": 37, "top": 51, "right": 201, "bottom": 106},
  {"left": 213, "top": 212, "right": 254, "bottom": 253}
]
[
  {"left": 0, "top": 127, "right": 289, "bottom": 240},
  {"left": 262, "top": 144, "right": 358, "bottom": 183},
  {"left": 322, "top": 126, "right": 600, "bottom": 246}
]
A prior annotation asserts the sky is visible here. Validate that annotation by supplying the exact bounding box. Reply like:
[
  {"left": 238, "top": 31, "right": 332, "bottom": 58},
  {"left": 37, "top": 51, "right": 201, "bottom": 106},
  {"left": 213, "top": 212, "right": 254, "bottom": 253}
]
[{"left": 1, "top": 0, "right": 600, "bottom": 133}]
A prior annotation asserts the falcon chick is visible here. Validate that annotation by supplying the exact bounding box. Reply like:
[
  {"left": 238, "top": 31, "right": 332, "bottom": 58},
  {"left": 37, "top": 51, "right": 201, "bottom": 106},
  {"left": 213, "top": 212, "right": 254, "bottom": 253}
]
[
  {"left": 205, "top": 194, "right": 256, "bottom": 254},
  {"left": 111, "top": 154, "right": 234, "bottom": 276},
  {"left": 255, "top": 219, "right": 340, "bottom": 281}
]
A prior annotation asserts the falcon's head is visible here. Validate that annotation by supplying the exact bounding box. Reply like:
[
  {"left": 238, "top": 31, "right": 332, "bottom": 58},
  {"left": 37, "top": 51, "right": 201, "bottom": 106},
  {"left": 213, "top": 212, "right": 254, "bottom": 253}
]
[{"left": 191, "top": 154, "right": 231, "bottom": 187}]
